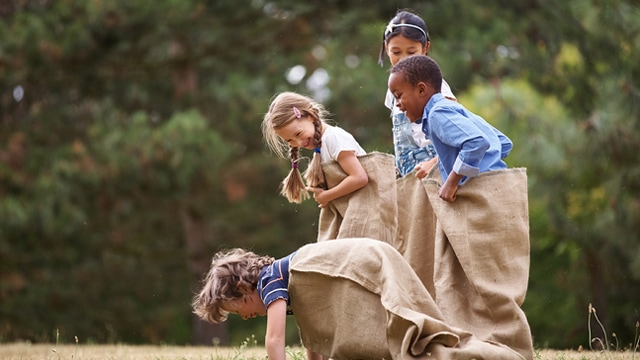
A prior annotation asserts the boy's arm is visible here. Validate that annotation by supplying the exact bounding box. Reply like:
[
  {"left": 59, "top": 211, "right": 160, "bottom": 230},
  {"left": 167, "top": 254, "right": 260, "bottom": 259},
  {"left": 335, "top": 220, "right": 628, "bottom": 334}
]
[
  {"left": 431, "top": 110, "right": 489, "bottom": 179},
  {"left": 265, "top": 299, "right": 288, "bottom": 360},
  {"left": 440, "top": 171, "right": 463, "bottom": 202}
]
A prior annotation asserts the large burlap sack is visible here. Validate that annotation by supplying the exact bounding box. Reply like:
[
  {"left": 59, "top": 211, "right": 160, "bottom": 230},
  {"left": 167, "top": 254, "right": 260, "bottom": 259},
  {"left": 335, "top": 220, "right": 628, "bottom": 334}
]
[
  {"left": 317, "top": 152, "right": 397, "bottom": 244},
  {"left": 289, "top": 238, "right": 525, "bottom": 360},
  {"left": 422, "top": 168, "right": 534, "bottom": 360},
  {"left": 395, "top": 168, "right": 438, "bottom": 296}
]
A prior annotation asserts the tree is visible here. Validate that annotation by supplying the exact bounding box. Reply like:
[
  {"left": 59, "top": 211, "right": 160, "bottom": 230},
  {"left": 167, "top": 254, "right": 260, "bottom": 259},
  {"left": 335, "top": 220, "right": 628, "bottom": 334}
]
[{"left": 1, "top": 0, "right": 639, "bottom": 349}]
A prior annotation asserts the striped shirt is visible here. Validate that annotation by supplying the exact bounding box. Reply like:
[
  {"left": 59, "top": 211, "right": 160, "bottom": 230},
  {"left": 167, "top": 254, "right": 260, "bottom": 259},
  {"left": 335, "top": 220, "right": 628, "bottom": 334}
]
[{"left": 257, "top": 252, "right": 296, "bottom": 315}]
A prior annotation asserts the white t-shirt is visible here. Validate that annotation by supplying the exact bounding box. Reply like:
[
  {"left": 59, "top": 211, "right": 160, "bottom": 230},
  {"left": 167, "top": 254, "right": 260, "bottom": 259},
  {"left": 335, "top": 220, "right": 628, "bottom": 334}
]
[
  {"left": 320, "top": 125, "right": 366, "bottom": 163},
  {"left": 385, "top": 79, "right": 456, "bottom": 147}
]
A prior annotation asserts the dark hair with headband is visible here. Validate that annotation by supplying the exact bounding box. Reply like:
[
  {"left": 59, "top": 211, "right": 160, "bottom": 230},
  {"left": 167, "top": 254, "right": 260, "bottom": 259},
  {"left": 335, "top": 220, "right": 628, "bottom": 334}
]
[{"left": 378, "top": 10, "right": 430, "bottom": 66}]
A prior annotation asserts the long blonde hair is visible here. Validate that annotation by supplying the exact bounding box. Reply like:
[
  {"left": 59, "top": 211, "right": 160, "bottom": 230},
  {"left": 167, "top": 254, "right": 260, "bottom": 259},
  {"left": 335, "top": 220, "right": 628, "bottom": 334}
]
[
  {"left": 192, "top": 248, "right": 274, "bottom": 324},
  {"left": 261, "top": 92, "right": 328, "bottom": 203}
]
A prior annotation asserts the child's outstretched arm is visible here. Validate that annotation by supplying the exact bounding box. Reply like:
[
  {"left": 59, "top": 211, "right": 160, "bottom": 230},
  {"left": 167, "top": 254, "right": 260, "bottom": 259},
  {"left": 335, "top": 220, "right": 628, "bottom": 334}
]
[
  {"left": 265, "top": 299, "right": 287, "bottom": 360},
  {"left": 306, "top": 150, "right": 368, "bottom": 208}
]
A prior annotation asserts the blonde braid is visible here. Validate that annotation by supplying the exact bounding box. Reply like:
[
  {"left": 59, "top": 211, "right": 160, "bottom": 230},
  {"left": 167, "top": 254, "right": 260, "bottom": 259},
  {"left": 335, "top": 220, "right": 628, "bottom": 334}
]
[
  {"left": 280, "top": 146, "right": 309, "bottom": 203},
  {"left": 262, "top": 91, "right": 330, "bottom": 201},
  {"left": 304, "top": 114, "right": 327, "bottom": 189}
]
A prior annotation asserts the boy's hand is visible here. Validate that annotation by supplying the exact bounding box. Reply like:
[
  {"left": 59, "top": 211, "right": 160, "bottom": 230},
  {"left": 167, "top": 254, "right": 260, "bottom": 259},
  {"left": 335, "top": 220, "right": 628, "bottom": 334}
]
[
  {"left": 438, "top": 182, "right": 458, "bottom": 202},
  {"left": 306, "top": 187, "right": 330, "bottom": 208},
  {"left": 439, "top": 171, "right": 463, "bottom": 202}
]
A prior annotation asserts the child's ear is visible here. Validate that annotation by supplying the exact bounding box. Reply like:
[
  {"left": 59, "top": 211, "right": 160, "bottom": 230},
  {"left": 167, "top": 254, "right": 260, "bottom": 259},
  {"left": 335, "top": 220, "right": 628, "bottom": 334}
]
[
  {"left": 418, "top": 81, "right": 435, "bottom": 98},
  {"left": 422, "top": 41, "right": 431, "bottom": 55},
  {"left": 417, "top": 82, "right": 428, "bottom": 95}
]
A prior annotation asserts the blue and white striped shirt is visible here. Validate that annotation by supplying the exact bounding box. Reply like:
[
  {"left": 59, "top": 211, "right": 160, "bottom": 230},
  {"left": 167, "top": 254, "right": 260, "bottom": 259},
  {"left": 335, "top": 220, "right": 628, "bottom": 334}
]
[{"left": 257, "top": 252, "right": 296, "bottom": 315}]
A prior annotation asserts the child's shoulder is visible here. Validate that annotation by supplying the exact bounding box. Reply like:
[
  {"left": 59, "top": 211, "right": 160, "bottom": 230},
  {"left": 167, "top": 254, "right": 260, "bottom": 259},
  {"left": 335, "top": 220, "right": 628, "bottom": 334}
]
[
  {"left": 322, "top": 124, "right": 365, "bottom": 155},
  {"left": 432, "top": 94, "right": 461, "bottom": 109},
  {"left": 324, "top": 124, "right": 351, "bottom": 136}
]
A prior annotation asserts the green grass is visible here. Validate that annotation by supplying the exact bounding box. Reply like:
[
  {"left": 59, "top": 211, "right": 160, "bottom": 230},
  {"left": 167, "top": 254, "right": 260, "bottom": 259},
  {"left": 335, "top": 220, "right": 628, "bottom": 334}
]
[
  {"left": 0, "top": 343, "right": 638, "bottom": 360},
  {"left": 2, "top": 305, "right": 637, "bottom": 360}
]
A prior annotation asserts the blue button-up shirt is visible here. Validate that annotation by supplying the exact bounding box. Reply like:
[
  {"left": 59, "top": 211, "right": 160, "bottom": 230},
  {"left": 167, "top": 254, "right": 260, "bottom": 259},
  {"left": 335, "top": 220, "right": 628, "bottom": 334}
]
[{"left": 420, "top": 93, "right": 512, "bottom": 184}]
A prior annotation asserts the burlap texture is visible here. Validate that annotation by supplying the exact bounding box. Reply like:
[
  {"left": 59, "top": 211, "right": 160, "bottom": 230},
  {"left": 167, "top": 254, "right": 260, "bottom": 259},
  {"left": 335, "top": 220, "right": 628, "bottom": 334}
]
[
  {"left": 395, "top": 168, "right": 438, "bottom": 296},
  {"left": 317, "top": 152, "right": 397, "bottom": 245},
  {"left": 289, "top": 238, "right": 524, "bottom": 360},
  {"left": 422, "top": 168, "right": 534, "bottom": 360}
]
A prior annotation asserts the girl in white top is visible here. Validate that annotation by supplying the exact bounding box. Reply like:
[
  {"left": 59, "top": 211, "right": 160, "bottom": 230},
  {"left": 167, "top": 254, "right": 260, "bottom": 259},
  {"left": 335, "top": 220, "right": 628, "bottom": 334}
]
[{"left": 261, "top": 91, "right": 367, "bottom": 208}]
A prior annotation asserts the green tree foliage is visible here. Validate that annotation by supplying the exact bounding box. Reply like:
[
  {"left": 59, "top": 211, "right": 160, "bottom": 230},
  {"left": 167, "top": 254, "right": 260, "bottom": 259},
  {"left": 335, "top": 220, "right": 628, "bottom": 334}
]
[
  {"left": 1, "top": 0, "right": 639, "bottom": 350},
  {"left": 1, "top": 0, "right": 320, "bottom": 344},
  {"left": 454, "top": 0, "right": 640, "bottom": 347}
]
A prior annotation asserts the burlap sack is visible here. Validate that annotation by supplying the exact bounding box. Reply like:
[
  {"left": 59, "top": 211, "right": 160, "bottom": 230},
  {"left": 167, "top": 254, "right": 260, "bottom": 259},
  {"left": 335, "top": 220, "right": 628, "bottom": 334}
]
[
  {"left": 422, "top": 168, "right": 534, "bottom": 360},
  {"left": 289, "top": 238, "right": 524, "bottom": 360},
  {"left": 317, "top": 152, "right": 397, "bottom": 245},
  {"left": 395, "top": 168, "right": 438, "bottom": 296}
]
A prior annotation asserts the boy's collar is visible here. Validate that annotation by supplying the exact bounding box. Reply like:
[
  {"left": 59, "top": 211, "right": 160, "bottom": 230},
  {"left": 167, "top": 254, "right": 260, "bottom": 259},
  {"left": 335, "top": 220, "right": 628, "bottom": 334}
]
[{"left": 416, "top": 93, "right": 444, "bottom": 124}]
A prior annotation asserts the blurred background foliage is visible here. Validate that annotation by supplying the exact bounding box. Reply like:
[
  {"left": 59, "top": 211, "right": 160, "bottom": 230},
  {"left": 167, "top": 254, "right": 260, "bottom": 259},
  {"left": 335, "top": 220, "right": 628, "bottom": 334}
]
[{"left": 1, "top": 0, "right": 639, "bottom": 350}]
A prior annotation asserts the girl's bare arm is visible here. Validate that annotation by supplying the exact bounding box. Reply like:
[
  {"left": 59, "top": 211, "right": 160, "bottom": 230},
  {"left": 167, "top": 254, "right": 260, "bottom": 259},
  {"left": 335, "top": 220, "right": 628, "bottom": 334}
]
[{"left": 307, "top": 151, "right": 368, "bottom": 207}]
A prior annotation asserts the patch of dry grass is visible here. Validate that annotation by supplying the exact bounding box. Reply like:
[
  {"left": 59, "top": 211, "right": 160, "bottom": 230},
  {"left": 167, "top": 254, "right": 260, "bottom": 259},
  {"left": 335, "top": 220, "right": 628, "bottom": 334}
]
[
  {"left": 536, "top": 349, "right": 637, "bottom": 360},
  {"left": 0, "top": 343, "right": 638, "bottom": 360},
  {"left": 0, "top": 343, "right": 272, "bottom": 360}
]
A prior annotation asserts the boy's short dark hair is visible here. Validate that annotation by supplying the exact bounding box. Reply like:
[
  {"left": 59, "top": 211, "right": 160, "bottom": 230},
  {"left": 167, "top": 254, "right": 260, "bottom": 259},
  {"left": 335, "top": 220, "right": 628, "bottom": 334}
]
[{"left": 390, "top": 55, "right": 442, "bottom": 92}]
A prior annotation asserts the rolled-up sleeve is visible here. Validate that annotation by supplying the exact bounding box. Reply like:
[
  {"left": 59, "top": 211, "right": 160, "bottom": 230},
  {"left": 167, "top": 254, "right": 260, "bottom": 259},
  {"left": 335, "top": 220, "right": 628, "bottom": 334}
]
[
  {"left": 498, "top": 131, "right": 513, "bottom": 159},
  {"left": 432, "top": 108, "right": 491, "bottom": 177}
]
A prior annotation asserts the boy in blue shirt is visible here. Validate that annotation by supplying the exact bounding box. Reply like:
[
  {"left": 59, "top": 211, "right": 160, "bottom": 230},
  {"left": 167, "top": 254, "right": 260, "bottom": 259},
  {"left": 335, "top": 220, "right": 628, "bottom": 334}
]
[
  {"left": 388, "top": 55, "right": 534, "bottom": 360},
  {"left": 388, "top": 55, "right": 513, "bottom": 202}
]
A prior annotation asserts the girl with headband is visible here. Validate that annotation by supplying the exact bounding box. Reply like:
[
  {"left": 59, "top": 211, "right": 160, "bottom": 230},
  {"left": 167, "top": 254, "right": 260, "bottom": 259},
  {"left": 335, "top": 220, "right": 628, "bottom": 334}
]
[{"left": 379, "top": 9, "right": 457, "bottom": 178}]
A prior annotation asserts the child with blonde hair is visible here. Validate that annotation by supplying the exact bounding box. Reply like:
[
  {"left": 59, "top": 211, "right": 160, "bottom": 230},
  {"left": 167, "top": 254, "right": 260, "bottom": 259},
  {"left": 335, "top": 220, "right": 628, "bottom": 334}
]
[
  {"left": 192, "top": 238, "right": 528, "bottom": 360},
  {"left": 262, "top": 91, "right": 398, "bottom": 244},
  {"left": 261, "top": 91, "right": 368, "bottom": 207}
]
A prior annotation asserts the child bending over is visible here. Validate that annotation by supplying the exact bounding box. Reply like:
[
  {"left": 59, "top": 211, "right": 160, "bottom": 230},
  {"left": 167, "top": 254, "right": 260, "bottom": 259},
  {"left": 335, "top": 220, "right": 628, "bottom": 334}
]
[
  {"left": 192, "top": 239, "right": 528, "bottom": 360},
  {"left": 191, "top": 248, "right": 323, "bottom": 360}
]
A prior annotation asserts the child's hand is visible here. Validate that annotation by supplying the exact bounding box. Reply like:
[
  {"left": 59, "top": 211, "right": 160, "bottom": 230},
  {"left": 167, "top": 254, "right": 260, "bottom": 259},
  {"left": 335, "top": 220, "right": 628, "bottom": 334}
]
[
  {"left": 414, "top": 157, "right": 438, "bottom": 179},
  {"left": 439, "top": 171, "right": 463, "bottom": 202},
  {"left": 438, "top": 182, "right": 458, "bottom": 202},
  {"left": 306, "top": 187, "right": 330, "bottom": 208}
]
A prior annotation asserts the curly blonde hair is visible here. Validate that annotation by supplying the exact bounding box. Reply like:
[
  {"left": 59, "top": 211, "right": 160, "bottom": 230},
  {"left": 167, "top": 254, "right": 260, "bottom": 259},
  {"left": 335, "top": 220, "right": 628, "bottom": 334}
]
[
  {"left": 192, "top": 248, "right": 274, "bottom": 323},
  {"left": 261, "top": 92, "right": 328, "bottom": 203}
]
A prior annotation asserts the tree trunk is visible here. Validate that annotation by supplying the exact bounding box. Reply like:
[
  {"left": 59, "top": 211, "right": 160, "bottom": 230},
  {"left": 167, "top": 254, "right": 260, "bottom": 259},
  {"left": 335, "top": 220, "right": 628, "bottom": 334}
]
[{"left": 181, "top": 207, "right": 229, "bottom": 345}]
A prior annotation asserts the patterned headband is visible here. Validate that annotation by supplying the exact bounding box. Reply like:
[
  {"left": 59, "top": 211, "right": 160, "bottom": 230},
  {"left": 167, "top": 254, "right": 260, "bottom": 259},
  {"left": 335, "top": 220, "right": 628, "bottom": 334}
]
[{"left": 385, "top": 22, "right": 428, "bottom": 39}]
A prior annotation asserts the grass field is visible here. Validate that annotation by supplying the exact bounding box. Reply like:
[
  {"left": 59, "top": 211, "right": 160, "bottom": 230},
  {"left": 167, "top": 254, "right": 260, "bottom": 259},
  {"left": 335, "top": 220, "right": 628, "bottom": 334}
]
[
  {"left": 0, "top": 343, "right": 638, "bottom": 360},
  {"left": 0, "top": 343, "right": 272, "bottom": 360}
]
